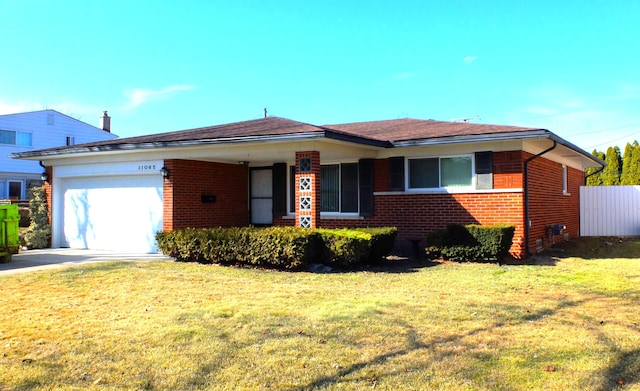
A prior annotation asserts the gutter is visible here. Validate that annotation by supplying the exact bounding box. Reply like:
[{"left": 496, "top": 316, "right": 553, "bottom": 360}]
[
  {"left": 523, "top": 140, "right": 557, "bottom": 256},
  {"left": 11, "top": 130, "right": 392, "bottom": 160}
]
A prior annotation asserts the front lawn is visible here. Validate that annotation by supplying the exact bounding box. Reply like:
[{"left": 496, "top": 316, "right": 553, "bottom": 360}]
[{"left": 1, "top": 238, "right": 639, "bottom": 390}]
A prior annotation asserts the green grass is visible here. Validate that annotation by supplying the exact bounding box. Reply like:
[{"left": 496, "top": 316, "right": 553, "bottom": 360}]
[{"left": 1, "top": 237, "right": 639, "bottom": 390}]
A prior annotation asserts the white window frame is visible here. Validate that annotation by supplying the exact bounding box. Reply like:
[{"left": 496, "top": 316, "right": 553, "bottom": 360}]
[
  {"left": 406, "top": 154, "right": 475, "bottom": 192},
  {"left": 320, "top": 162, "right": 359, "bottom": 216}
]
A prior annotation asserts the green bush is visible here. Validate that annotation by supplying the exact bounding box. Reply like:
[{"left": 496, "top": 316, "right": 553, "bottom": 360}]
[
  {"left": 156, "top": 227, "right": 321, "bottom": 270},
  {"left": 425, "top": 224, "right": 515, "bottom": 262},
  {"left": 156, "top": 226, "right": 398, "bottom": 270},
  {"left": 317, "top": 229, "right": 371, "bottom": 267},
  {"left": 354, "top": 227, "right": 398, "bottom": 263}
]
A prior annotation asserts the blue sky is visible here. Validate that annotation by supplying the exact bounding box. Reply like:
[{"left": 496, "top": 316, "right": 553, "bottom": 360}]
[{"left": 1, "top": 0, "right": 639, "bottom": 152}]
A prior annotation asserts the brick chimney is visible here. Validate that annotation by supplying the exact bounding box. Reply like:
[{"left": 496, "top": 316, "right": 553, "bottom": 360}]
[{"left": 99, "top": 111, "right": 111, "bottom": 132}]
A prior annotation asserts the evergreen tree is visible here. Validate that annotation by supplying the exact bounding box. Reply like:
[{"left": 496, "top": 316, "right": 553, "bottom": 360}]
[
  {"left": 602, "top": 146, "right": 622, "bottom": 185},
  {"left": 628, "top": 141, "right": 640, "bottom": 185},
  {"left": 586, "top": 150, "right": 605, "bottom": 186},
  {"left": 621, "top": 142, "right": 635, "bottom": 185},
  {"left": 23, "top": 186, "right": 51, "bottom": 249}
]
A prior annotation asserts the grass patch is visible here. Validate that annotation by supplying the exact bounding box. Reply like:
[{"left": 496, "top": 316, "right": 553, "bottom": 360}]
[{"left": 1, "top": 238, "right": 639, "bottom": 390}]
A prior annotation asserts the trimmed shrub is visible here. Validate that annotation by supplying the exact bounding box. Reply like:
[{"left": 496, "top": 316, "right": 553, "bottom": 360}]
[
  {"left": 156, "top": 226, "right": 398, "bottom": 270},
  {"left": 156, "top": 227, "right": 321, "bottom": 270},
  {"left": 425, "top": 223, "right": 515, "bottom": 262},
  {"left": 317, "top": 229, "right": 371, "bottom": 267},
  {"left": 354, "top": 227, "right": 398, "bottom": 263}
]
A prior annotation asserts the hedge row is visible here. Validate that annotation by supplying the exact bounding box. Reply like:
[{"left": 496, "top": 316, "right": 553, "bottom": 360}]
[
  {"left": 155, "top": 226, "right": 397, "bottom": 270},
  {"left": 425, "top": 223, "right": 515, "bottom": 262}
]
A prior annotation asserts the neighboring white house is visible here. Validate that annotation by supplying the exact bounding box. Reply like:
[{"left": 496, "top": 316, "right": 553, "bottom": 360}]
[{"left": 0, "top": 109, "right": 117, "bottom": 199}]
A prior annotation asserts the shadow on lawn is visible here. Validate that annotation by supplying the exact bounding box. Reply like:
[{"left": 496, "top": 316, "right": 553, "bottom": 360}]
[
  {"left": 597, "top": 348, "right": 640, "bottom": 390},
  {"left": 352, "top": 257, "right": 440, "bottom": 273},
  {"left": 281, "top": 295, "right": 637, "bottom": 391}
]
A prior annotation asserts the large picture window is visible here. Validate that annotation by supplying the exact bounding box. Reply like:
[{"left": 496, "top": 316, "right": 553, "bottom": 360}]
[
  {"left": 288, "top": 163, "right": 360, "bottom": 214},
  {"left": 321, "top": 163, "right": 359, "bottom": 213},
  {"left": 409, "top": 156, "right": 473, "bottom": 189}
]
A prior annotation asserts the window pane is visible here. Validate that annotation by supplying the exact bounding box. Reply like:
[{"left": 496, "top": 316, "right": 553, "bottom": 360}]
[
  {"left": 321, "top": 165, "right": 339, "bottom": 212},
  {"left": 441, "top": 157, "right": 472, "bottom": 187},
  {"left": 341, "top": 163, "right": 358, "bottom": 213},
  {"left": 0, "top": 130, "right": 16, "bottom": 145},
  {"left": 409, "top": 158, "right": 438, "bottom": 188},
  {"left": 17, "top": 132, "right": 32, "bottom": 146}
]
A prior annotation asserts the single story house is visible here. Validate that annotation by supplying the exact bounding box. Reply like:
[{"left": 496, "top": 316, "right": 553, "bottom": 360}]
[{"left": 11, "top": 116, "right": 604, "bottom": 257}]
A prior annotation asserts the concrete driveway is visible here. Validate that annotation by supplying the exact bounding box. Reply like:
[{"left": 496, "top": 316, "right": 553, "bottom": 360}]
[{"left": 0, "top": 248, "right": 173, "bottom": 276}]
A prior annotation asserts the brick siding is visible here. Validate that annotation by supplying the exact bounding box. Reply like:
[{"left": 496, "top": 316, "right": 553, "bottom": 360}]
[
  {"left": 525, "top": 152, "right": 583, "bottom": 252},
  {"left": 321, "top": 191, "right": 526, "bottom": 257},
  {"left": 162, "top": 159, "right": 248, "bottom": 231}
]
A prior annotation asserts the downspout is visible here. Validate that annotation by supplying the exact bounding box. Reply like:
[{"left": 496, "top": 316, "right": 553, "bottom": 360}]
[
  {"left": 523, "top": 140, "right": 557, "bottom": 256},
  {"left": 584, "top": 165, "right": 605, "bottom": 180}
]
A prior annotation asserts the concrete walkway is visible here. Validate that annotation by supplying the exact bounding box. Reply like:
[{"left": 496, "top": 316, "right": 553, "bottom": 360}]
[{"left": 0, "top": 248, "right": 173, "bottom": 276}]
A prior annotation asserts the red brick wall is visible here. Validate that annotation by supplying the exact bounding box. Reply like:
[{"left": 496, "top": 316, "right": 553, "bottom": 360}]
[
  {"left": 162, "top": 159, "right": 248, "bottom": 231},
  {"left": 321, "top": 192, "right": 526, "bottom": 257},
  {"left": 494, "top": 151, "right": 524, "bottom": 189},
  {"left": 525, "top": 153, "right": 583, "bottom": 252}
]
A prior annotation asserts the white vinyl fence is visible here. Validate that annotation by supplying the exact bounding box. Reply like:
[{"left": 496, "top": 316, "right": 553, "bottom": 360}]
[{"left": 580, "top": 186, "right": 640, "bottom": 236}]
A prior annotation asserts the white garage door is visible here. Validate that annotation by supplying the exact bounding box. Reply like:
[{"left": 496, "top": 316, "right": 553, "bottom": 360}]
[{"left": 60, "top": 175, "right": 163, "bottom": 253}]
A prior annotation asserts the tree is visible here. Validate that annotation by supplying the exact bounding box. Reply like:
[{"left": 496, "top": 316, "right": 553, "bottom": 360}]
[
  {"left": 586, "top": 150, "right": 605, "bottom": 186},
  {"left": 621, "top": 142, "right": 634, "bottom": 185},
  {"left": 23, "top": 186, "right": 51, "bottom": 249},
  {"left": 602, "top": 146, "right": 622, "bottom": 185},
  {"left": 627, "top": 141, "right": 640, "bottom": 185}
]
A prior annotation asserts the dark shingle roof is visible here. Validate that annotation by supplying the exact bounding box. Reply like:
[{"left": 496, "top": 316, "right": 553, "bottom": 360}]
[
  {"left": 323, "top": 118, "right": 542, "bottom": 143},
  {"left": 11, "top": 116, "right": 549, "bottom": 158},
  {"left": 73, "top": 117, "right": 324, "bottom": 147}
]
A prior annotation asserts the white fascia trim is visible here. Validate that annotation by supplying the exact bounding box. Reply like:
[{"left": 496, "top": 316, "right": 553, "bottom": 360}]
[
  {"left": 11, "top": 132, "right": 327, "bottom": 160},
  {"left": 391, "top": 131, "right": 550, "bottom": 147}
]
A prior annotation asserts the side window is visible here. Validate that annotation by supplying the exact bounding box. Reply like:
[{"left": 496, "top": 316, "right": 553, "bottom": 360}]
[
  {"left": 0, "top": 130, "right": 32, "bottom": 146},
  {"left": 408, "top": 156, "right": 473, "bottom": 189}
]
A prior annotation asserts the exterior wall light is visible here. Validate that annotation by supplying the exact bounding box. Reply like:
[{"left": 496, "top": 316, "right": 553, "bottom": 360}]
[
  {"left": 160, "top": 167, "right": 170, "bottom": 179},
  {"left": 40, "top": 172, "right": 49, "bottom": 182}
]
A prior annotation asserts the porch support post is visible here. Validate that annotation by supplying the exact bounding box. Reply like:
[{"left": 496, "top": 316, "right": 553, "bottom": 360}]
[
  {"left": 295, "top": 151, "right": 321, "bottom": 228},
  {"left": 162, "top": 159, "right": 175, "bottom": 231}
]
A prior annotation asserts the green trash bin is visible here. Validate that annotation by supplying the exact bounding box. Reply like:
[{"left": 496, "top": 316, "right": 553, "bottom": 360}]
[{"left": 0, "top": 204, "right": 21, "bottom": 263}]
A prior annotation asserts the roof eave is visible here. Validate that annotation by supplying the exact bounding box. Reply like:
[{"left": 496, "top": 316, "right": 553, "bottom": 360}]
[
  {"left": 392, "top": 130, "right": 604, "bottom": 167},
  {"left": 390, "top": 130, "right": 551, "bottom": 147},
  {"left": 10, "top": 129, "right": 395, "bottom": 160}
]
